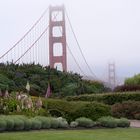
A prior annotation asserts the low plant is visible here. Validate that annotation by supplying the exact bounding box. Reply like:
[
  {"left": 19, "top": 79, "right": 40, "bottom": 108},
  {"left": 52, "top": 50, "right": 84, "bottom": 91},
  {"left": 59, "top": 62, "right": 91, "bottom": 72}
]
[
  {"left": 70, "top": 121, "right": 78, "bottom": 128},
  {"left": 116, "top": 118, "right": 130, "bottom": 127},
  {"left": 98, "top": 116, "right": 118, "bottom": 128},
  {"left": 30, "top": 118, "right": 42, "bottom": 130},
  {"left": 50, "top": 118, "right": 59, "bottom": 129},
  {"left": 13, "top": 118, "right": 24, "bottom": 131},
  {"left": 75, "top": 117, "right": 94, "bottom": 128},
  {"left": 0, "top": 118, "right": 7, "bottom": 132},
  {"left": 111, "top": 101, "right": 140, "bottom": 119},
  {"left": 35, "top": 116, "right": 51, "bottom": 129},
  {"left": 57, "top": 117, "right": 69, "bottom": 128}
]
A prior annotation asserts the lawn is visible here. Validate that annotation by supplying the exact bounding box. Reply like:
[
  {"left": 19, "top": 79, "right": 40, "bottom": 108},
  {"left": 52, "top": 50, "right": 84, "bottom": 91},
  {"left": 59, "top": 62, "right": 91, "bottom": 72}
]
[{"left": 0, "top": 128, "right": 140, "bottom": 140}]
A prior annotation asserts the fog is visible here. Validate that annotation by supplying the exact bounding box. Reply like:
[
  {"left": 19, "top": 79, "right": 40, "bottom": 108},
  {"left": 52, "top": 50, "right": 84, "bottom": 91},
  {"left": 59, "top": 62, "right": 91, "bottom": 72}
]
[{"left": 0, "top": 0, "right": 140, "bottom": 83}]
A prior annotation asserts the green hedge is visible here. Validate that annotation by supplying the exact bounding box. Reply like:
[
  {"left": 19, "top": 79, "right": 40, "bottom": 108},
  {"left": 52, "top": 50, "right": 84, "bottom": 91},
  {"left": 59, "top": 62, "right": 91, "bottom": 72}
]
[
  {"left": 98, "top": 116, "right": 130, "bottom": 128},
  {"left": 43, "top": 99, "right": 111, "bottom": 122},
  {"left": 111, "top": 101, "right": 140, "bottom": 119},
  {"left": 66, "top": 92, "right": 140, "bottom": 105}
]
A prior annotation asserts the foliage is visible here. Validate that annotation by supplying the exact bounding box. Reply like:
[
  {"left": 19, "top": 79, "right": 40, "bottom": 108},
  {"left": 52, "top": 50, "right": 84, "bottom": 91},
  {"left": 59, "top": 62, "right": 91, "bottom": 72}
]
[
  {"left": 30, "top": 118, "right": 42, "bottom": 130},
  {"left": 125, "top": 74, "right": 140, "bottom": 86},
  {"left": 111, "top": 101, "right": 140, "bottom": 119},
  {"left": 98, "top": 116, "right": 130, "bottom": 128},
  {"left": 116, "top": 118, "right": 130, "bottom": 127},
  {"left": 57, "top": 117, "right": 68, "bottom": 128},
  {"left": 98, "top": 116, "right": 118, "bottom": 128},
  {"left": 0, "top": 62, "right": 106, "bottom": 97},
  {"left": 75, "top": 117, "right": 94, "bottom": 128},
  {"left": 13, "top": 118, "right": 24, "bottom": 131},
  {"left": 49, "top": 118, "right": 59, "bottom": 128},
  {"left": 44, "top": 99, "right": 111, "bottom": 122},
  {"left": 114, "top": 85, "right": 140, "bottom": 92},
  {"left": 66, "top": 92, "right": 140, "bottom": 105},
  {"left": 114, "top": 74, "right": 140, "bottom": 92},
  {"left": 0, "top": 118, "right": 7, "bottom": 132},
  {"left": 34, "top": 116, "right": 51, "bottom": 129},
  {"left": 70, "top": 121, "right": 78, "bottom": 128}
]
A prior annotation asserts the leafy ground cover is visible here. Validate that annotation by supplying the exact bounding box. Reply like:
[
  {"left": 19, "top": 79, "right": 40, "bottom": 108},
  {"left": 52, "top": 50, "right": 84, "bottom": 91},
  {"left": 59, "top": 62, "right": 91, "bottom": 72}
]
[{"left": 0, "top": 128, "right": 140, "bottom": 140}]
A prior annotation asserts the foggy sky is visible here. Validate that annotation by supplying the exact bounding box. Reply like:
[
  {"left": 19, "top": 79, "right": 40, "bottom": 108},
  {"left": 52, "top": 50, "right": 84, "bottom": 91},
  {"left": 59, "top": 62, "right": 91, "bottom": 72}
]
[{"left": 0, "top": 0, "right": 140, "bottom": 83}]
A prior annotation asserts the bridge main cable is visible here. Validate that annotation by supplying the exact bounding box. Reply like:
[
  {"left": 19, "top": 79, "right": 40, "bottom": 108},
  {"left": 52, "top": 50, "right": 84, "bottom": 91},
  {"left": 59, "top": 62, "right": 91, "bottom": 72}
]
[
  {"left": 0, "top": 7, "right": 49, "bottom": 60},
  {"left": 14, "top": 12, "right": 59, "bottom": 64},
  {"left": 65, "top": 9, "right": 98, "bottom": 79}
]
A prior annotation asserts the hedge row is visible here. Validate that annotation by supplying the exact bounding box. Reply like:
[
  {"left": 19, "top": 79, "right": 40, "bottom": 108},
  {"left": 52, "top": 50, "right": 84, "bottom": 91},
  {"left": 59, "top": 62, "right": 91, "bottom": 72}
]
[
  {"left": 66, "top": 92, "right": 140, "bottom": 105},
  {"left": 111, "top": 101, "right": 140, "bottom": 120},
  {"left": 0, "top": 115, "right": 69, "bottom": 132},
  {"left": 71, "top": 117, "right": 130, "bottom": 128},
  {"left": 43, "top": 99, "right": 111, "bottom": 122},
  {"left": 0, "top": 115, "right": 130, "bottom": 132}
]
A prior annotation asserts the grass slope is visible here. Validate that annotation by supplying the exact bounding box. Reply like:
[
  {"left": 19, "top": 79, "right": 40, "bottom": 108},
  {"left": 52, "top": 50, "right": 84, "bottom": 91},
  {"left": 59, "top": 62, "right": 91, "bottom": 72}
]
[{"left": 0, "top": 128, "right": 140, "bottom": 140}]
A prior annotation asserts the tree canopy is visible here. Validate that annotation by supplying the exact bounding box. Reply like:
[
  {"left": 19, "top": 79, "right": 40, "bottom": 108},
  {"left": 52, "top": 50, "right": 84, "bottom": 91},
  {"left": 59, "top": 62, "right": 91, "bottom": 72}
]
[{"left": 0, "top": 62, "right": 106, "bottom": 97}]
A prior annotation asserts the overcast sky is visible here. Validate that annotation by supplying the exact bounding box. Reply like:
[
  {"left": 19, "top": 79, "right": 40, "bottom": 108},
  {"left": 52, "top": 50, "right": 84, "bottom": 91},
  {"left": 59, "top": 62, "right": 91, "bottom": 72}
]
[{"left": 0, "top": 0, "right": 140, "bottom": 83}]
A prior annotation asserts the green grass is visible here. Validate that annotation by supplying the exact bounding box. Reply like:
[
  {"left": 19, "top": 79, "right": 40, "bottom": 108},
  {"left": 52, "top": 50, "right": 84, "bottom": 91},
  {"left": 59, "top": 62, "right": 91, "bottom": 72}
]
[{"left": 0, "top": 128, "right": 140, "bottom": 140}]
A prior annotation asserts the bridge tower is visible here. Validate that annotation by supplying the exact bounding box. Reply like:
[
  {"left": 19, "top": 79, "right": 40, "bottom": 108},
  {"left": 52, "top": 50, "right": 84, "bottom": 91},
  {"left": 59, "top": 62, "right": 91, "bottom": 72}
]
[
  {"left": 49, "top": 5, "right": 67, "bottom": 71},
  {"left": 108, "top": 63, "right": 116, "bottom": 89}
]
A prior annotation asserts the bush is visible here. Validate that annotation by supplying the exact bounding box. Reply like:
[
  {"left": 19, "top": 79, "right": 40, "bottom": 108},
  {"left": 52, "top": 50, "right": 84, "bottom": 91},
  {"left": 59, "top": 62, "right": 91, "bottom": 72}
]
[
  {"left": 30, "top": 118, "right": 42, "bottom": 130},
  {"left": 114, "top": 85, "right": 140, "bottom": 92},
  {"left": 57, "top": 117, "right": 68, "bottom": 128},
  {"left": 111, "top": 101, "right": 140, "bottom": 119},
  {"left": 66, "top": 92, "right": 140, "bottom": 105},
  {"left": 98, "top": 116, "right": 118, "bottom": 128},
  {"left": 75, "top": 117, "right": 94, "bottom": 128},
  {"left": 0, "top": 118, "right": 7, "bottom": 132},
  {"left": 35, "top": 116, "right": 51, "bottom": 129},
  {"left": 13, "top": 118, "right": 24, "bottom": 131},
  {"left": 70, "top": 121, "right": 78, "bottom": 128},
  {"left": 116, "top": 118, "right": 130, "bottom": 127},
  {"left": 45, "top": 99, "right": 111, "bottom": 122},
  {"left": 50, "top": 118, "right": 59, "bottom": 129},
  {"left": 5, "top": 117, "right": 14, "bottom": 131}
]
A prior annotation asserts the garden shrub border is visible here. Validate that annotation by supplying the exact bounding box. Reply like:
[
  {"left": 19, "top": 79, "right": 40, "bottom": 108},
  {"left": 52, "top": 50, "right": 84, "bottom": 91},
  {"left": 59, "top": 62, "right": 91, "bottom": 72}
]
[{"left": 66, "top": 92, "right": 140, "bottom": 105}]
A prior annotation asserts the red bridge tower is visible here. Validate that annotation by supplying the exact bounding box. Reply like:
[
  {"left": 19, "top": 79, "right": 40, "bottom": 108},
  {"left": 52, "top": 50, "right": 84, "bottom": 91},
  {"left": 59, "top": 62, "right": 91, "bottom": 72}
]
[{"left": 49, "top": 5, "right": 67, "bottom": 71}]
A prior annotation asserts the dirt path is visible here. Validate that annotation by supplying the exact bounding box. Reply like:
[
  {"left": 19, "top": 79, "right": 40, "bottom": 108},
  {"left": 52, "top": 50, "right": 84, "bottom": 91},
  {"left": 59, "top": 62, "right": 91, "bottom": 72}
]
[{"left": 130, "top": 120, "right": 140, "bottom": 128}]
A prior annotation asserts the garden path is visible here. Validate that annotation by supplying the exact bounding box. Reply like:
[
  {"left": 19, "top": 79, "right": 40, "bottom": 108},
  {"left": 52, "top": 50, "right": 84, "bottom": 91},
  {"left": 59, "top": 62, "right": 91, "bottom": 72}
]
[{"left": 130, "top": 120, "right": 140, "bottom": 128}]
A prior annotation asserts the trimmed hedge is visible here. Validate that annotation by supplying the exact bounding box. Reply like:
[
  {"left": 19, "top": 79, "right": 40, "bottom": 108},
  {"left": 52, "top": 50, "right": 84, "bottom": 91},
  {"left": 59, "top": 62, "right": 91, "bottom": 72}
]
[
  {"left": 75, "top": 117, "right": 94, "bottom": 128},
  {"left": 44, "top": 99, "right": 111, "bottom": 122},
  {"left": 111, "top": 101, "right": 140, "bottom": 119},
  {"left": 66, "top": 92, "right": 140, "bottom": 105},
  {"left": 0, "top": 115, "right": 130, "bottom": 132},
  {"left": 98, "top": 116, "right": 130, "bottom": 128},
  {"left": 34, "top": 116, "right": 51, "bottom": 129},
  {"left": 0, "top": 119, "right": 7, "bottom": 132}
]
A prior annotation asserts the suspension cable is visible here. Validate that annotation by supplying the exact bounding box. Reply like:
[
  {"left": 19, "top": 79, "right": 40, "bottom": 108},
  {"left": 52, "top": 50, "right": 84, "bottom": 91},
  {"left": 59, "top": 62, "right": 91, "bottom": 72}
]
[
  {"left": 0, "top": 7, "right": 49, "bottom": 59},
  {"left": 14, "top": 12, "right": 59, "bottom": 64},
  {"left": 65, "top": 9, "right": 98, "bottom": 79}
]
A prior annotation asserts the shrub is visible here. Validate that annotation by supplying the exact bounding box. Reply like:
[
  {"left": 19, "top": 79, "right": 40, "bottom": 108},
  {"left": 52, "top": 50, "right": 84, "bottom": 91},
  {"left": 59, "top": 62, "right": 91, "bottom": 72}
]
[
  {"left": 57, "top": 117, "right": 68, "bottom": 128},
  {"left": 5, "top": 117, "right": 14, "bottom": 131},
  {"left": 75, "top": 117, "right": 94, "bottom": 128},
  {"left": 134, "top": 113, "right": 140, "bottom": 120},
  {"left": 111, "top": 101, "right": 140, "bottom": 119},
  {"left": 13, "top": 118, "right": 24, "bottom": 131},
  {"left": 70, "top": 102, "right": 111, "bottom": 121},
  {"left": 66, "top": 92, "right": 140, "bottom": 105},
  {"left": 98, "top": 116, "right": 118, "bottom": 128},
  {"left": 45, "top": 99, "right": 111, "bottom": 122},
  {"left": 35, "top": 116, "right": 51, "bottom": 129},
  {"left": 0, "top": 118, "right": 7, "bottom": 132},
  {"left": 116, "top": 118, "right": 130, "bottom": 127},
  {"left": 30, "top": 118, "right": 42, "bottom": 130},
  {"left": 70, "top": 121, "right": 78, "bottom": 128},
  {"left": 50, "top": 118, "right": 59, "bottom": 129},
  {"left": 114, "top": 85, "right": 140, "bottom": 92}
]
